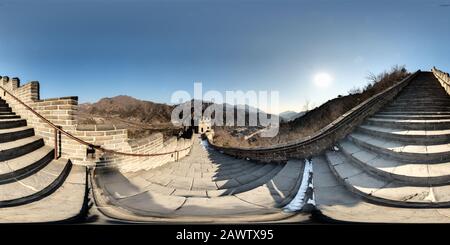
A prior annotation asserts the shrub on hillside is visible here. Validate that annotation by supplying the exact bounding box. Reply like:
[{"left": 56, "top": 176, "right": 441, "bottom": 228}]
[{"left": 213, "top": 65, "right": 410, "bottom": 147}]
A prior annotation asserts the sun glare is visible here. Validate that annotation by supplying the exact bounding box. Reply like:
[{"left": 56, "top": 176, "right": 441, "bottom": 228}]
[{"left": 313, "top": 73, "right": 333, "bottom": 88}]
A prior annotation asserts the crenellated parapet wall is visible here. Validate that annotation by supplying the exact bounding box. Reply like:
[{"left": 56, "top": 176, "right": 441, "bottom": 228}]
[
  {"left": 432, "top": 67, "right": 450, "bottom": 95},
  {"left": 111, "top": 134, "right": 194, "bottom": 173},
  {"left": 0, "top": 75, "right": 193, "bottom": 169},
  {"left": 1, "top": 76, "right": 82, "bottom": 158}
]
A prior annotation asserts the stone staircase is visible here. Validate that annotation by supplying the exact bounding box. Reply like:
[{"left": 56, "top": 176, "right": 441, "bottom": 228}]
[
  {"left": 0, "top": 96, "right": 87, "bottom": 223},
  {"left": 324, "top": 72, "right": 450, "bottom": 208},
  {"left": 93, "top": 135, "right": 307, "bottom": 222}
]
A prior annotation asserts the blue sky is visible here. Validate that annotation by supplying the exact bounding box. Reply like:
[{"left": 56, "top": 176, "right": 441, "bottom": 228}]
[{"left": 1, "top": 0, "right": 450, "bottom": 113}]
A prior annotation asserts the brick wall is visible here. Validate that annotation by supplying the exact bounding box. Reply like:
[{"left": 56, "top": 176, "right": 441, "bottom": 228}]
[{"left": 0, "top": 75, "right": 193, "bottom": 169}]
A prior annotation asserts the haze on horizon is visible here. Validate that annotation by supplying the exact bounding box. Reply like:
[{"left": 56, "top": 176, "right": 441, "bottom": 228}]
[{"left": 1, "top": 0, "right": 450, "bottom": 114}]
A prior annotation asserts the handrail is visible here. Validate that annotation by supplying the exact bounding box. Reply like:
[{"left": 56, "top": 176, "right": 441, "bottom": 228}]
[
  {"left": 0, "top": 85, "right": 192, "bottom": 158},
  {"left": 432, "top": 67, "right": 450, "bottom": 95},
  {"left": 208, "top": 70, "right": 421, "bottom": 158},
  {"left": 433, "top": 67, "right": 450, "bottom": 84}
]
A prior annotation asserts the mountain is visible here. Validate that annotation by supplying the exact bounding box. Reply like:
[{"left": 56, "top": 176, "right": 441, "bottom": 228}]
[
  {"left": 213, "top": 65, "right": 410, "bottom": 148},
  {"left": 77, "top": 95, "right": 181, "bottom": 139},
  {"left": 279, "top": 110, "right": 307, "bottom": 122},
  {"left": 78, "top": 95, "right": 175, "bottom": 125},
  {"left": 77, "top": 96, "right": 275, "bottom": 140}
]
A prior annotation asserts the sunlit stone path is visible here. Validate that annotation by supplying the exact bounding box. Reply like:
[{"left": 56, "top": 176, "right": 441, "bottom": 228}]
[{"left": 93, "top": 136, "right": 310, "bottom": 223}]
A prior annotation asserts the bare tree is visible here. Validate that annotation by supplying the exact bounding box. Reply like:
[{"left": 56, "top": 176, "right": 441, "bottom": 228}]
[
  {"left": 366, "top": 72, "right": 378, "bottom": 84},
  {"left": 348, "top": 87, "right": 361, "bottom": 95},
  {"left": 302, "top": 99, "right": 311, "bottom": 112}
]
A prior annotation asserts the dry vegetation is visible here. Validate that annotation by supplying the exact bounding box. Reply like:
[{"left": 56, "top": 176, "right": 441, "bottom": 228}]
[
  {"left": 75, "top": 96, "right": 268, "bottom": 141},
  {"left": 213, "top": 65, "right": 409, "bottom": 148},
  {"left": 76, "top": 95, "right": 182, "bottom": 140}
]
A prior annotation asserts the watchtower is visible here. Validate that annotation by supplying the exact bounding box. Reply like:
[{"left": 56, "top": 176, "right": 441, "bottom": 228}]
[{"left": 197, "top": 117, "right": 211, "bottom": 134}]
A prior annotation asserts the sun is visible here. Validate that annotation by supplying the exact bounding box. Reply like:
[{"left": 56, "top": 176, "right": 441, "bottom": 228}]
[{"left": 313, "top": 73, "right": 333, "bottom": 88}]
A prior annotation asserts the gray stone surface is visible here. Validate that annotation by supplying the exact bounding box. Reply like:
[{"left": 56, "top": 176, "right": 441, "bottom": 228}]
[
  {"left": 0, "top": 158, "right": 71, "bottom": 202},
  {"left": 0, "top": 99, "right": 87, "bottom": 223},
  {"left": 94, "top": 136, "right": 305, "bottom": 220},
  {"left": 0, "top": 163, "right": 86, "bottom": 223},
  {"left": 320, "top": 72, "right": 450, "bottom": 213},
  {"left": 313, "top": 156, "right": 450, "bottom": 223},
  {"left": 117, "top": 191, "right": 186, "bottom": 215}
]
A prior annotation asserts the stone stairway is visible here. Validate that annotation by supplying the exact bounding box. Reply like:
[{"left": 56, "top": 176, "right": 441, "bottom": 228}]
[
  {"left": 93, "top": 135, "right": 307, "bottom": 222},
  {"left": 323, "top": 72, "right": 450, "bottom": 208},
  {"left": 0, "top": 97, "right": 87, "bottom": 223}
]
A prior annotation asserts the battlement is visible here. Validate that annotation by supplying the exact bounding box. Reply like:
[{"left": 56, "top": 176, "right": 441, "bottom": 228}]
[
  {"left": 198, "top": 117, "right": 211, "bottom": 133},
  {"left": 0, "top": 74, "right": 193, "bottom": 170}
]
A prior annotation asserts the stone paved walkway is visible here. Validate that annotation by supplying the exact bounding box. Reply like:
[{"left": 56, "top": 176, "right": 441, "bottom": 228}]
[{"left": 93, "top": 135, "right": 309, "bottom": 222}]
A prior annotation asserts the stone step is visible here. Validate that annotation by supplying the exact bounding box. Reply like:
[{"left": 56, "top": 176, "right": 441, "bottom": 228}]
[
  {"left": 325, "top": 150, "right": 450, "bottom": 208},
  {"left": 396, "top": 92, "right": 449, "bottom": 97},
  {"left": 142, "top": 159, "right": 264, "bottom": 180},
  {"left": 0, "top": 136, "right": 45, "bottom": 161},
  {"left": 397, "top": 94, "right": 449, "bottom": 98},
  {"left": 212, "top": 162, "right": 273, "bottom": 181},
  {"left": 113, "top": 190, "right": 264, "bottom": 217},
  {"left": 400, "top": 85, "right": 445, "bottom": 89},
  {"left": 166, "top": 156, "right": 255, "bottom": 173},
  {"left": 0, "top": 158, "right": 73, "bottom": 207},
  {"left": 404, "top": 83, "right": 443, "bottom": 87},
  {"left": 398, "top": 89, "right": 448, "bottom": 93},
  {"left": 0, "top": 163, "right": 87, "bottom": 223},
  {"left": 95, "top": 160, "right": 303, "bottom": 216},
  {"left": 313, "top": 155, "right": 450, "bottom": 223},
  {"left": 0, "top": 111, "right": 15, "bottom": 115},
  {"left": 400, "top": 89, "right": 446, "bottom": 93},
  {"left": 357, "top": 125, "right": 450, "bottom": 144},
  {"left": 395, "top": 96, "right": 450, "bottom": 102},
  {"left": 381, "top": 109, "right": 450, "bottom": 114},
  {"left": 198, "top": 162, "right": 260, "bottom": 179},
  {"left": 401, "top": 88, "right": 445, "bottom": 92},
  {"left": 394, "top": 98, "right": 450, "bottom": 104},
  {"left": 0, "top": 146, "right": 54, "bottom": 184},
  {"left": 348, "top": 133, "right": 450, "bottom": 163},
  {"left": 203, "top": 160, "right": 258, "bottom": 174},
  {"left": 211, "top": 160, "right": 258, "bottom": 171},
  {"left": 231, "top": 160, "right": 303, "bottom": 208},
  {"left": 377, "top": 111, "right": 450, "bottom": 115},
  {"left": 0, "top": 114, "right": 20, "bottom": 120},
  {"left": 128, "top": 163, "right": 283, "bottom": 198},
  {"left": 401, "top": 84, "right": 444, "bottom": 88},
  {"left": 383, "top": 106, "right": 450, "bottom": 112},
  {"left": 366, "top": 117, "right": 450, "bottom": 130},
  {"left": 136, "top": 163, "right": 281, "bottom": 195},
  {"left": 0, "top": 126, "right": 35, "bottom": 143},
  {"left": 0, "top": 107, "right": 12, "bottom": 113},
  {"left": 0, "top": 118, "right": 27, "bottom": 129},
  {"left": 373, "top": 113, "right": 450, "bottom": 120},
  {"left": 397, "top": 91, "right": 448, "bottom": 95},
  {"left": 391, "top": 101, "right": 450, "bottom": 107},
  {"left": 211, "top": 164, "right": 284, "bottom": 197},
  {"left": 337, "top": 140, "right": 450, "bottom": 186}
]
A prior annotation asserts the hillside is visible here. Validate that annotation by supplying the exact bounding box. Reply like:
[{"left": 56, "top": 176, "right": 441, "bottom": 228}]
[
  {"left": 76, "top": 66, "right": 408, "bottom": 145},
  {"left": 76, "top": 96, "right": 273, "bottom": 140},
  {"left": 77, "top": 95, "right": 179, "bottom": 139},
  {"left": 213, "top": 65, "right": 410, "bottom": 147},
  {"left": 279, "top": 110, "right": 307, "bottom": 122},
  {"left": 78, "top": 95, "right": 174, "bottom": 124}
]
